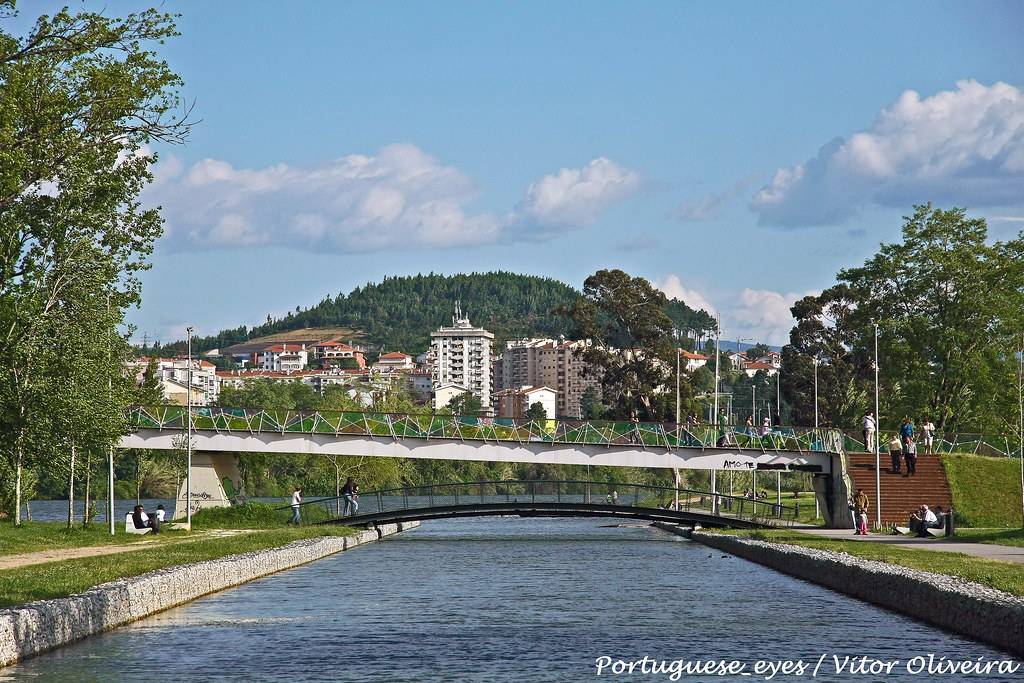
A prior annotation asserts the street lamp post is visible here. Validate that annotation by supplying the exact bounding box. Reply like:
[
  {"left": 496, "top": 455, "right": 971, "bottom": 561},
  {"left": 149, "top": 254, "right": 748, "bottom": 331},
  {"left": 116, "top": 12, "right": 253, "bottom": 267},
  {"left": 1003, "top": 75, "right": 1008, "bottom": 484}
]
[
  {"left": 186, "top": 326, "right": 194, "bottom": 528},
  {"left": 1018, "top": 333, "right": 1023, "bottom": 529},
  {"left": 813, "top": 356, "right": 819, "bottom": 430},
  {"left": 674, "top": 329, "right": 681, "bottom": 512},
  {"left": 711, "top": 317, "right": 722, "bottom": 514},
  {"left": 873, "top": 323, "right": 881, "bottom": 529}
]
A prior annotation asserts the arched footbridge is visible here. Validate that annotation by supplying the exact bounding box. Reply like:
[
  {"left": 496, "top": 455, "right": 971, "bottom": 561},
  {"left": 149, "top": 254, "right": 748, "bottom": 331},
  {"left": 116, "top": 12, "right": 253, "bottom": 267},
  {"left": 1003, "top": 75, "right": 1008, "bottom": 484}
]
[{"left": 283, "top": 480, "right": 802, "bottom": 529}]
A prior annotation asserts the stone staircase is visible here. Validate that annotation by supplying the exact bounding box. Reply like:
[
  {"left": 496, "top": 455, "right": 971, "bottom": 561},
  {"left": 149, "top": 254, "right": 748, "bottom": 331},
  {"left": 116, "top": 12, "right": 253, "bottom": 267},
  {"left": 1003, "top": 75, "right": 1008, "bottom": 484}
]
[{"left": 845, "top": 452, "right": 953, "bottom": 526}]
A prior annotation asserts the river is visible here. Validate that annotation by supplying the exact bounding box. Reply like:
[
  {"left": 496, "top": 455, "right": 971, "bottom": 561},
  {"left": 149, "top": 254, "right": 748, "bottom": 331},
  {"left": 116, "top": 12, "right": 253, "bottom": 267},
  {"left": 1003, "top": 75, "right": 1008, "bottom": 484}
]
[{"left": 1, "top": 518, "right": 1017, "bottom": 682}]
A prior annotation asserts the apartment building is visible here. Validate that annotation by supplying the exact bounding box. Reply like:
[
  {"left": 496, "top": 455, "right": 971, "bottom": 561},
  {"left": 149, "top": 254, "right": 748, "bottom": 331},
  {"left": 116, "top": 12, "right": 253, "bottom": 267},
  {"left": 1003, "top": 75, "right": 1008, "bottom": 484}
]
[
  {"left": 429, "top": 304, "right": 493, "bottom": 412},
  {"left": 259, "top": 344, "right": 309, "bottom": 372},
  {"left": 130, "top": 357, "right": 219, "bottom": 406},
  {"left": 496, "top": 338, "right": 601, "bottom": 419}
]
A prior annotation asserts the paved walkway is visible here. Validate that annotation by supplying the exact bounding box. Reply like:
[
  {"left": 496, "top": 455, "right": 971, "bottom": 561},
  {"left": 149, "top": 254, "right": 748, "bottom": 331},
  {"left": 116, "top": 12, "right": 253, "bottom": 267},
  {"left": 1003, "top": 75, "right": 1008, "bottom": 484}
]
[
  {"left": 791, "top": 526, "right": 1024, "bottom": 564},
  {"left": 0, "top": 530, "right": 252, "bottom": 571}
]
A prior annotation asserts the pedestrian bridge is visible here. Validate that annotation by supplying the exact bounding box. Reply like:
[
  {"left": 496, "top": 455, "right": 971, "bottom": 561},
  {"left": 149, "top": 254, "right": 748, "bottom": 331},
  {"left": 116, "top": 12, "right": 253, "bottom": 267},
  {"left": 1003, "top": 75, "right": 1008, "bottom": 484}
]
[
  {"left": 284, "top": 480, "right": 802, "bottom": 529},
  {"left": 122, "top": 406, "right": 842, "bottom": 472}
]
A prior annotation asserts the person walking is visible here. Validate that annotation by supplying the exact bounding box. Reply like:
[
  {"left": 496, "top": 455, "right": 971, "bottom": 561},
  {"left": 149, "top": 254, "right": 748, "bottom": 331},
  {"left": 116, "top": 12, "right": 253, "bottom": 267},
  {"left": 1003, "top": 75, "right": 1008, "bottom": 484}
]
[
  {"left": 342, "top": 477, "right": 359, "bottom": 516},
  {"left": 888, "top": 433, "right": 902, "bottom": 474},
  {"left": 900, "top": 417, "right": 915, "bottom": 455},
  {"left": 921, "top": 417, "right": 936, "bottom": 454},
  {"left": 629, "top": 410, "right": 640, "bottom": 444},
  {"left": 862, "top": 412, "right": 876, "bottom": 453},
  {"left": 288, "top": 486, "right": 302, "bottom": 525},
  {"left": 904, "top": 438, "right": 917, "bottom": 476},
  {"left": 854, "top": 488, "right": 870, "bottom": 535}
]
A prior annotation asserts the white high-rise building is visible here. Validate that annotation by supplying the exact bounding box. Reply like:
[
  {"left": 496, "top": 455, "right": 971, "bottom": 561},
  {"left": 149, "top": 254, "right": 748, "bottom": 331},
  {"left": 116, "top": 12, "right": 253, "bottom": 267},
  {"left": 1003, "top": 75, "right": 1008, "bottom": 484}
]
[{"left": 429, "top": 303, "right": 493, "bottom": 413}]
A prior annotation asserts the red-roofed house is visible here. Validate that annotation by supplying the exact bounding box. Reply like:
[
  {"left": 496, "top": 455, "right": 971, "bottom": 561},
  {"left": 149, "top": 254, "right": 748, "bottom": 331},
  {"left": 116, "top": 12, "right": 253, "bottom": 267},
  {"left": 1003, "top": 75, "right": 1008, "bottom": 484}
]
[
  {"left": 742, "top": 361, "right": 778, "bottom": 378},
  {"left": 678, "top": 350, "right": 708, "bottom": 372},
  {"left": 374, "top": 352, "right": 415, "bottom": 371},
  {"left": 314, "top": 339, "right": 365, "bottom": 368},
  {"left": 259, "top": 344, "right": 308, "bottom": 372}
]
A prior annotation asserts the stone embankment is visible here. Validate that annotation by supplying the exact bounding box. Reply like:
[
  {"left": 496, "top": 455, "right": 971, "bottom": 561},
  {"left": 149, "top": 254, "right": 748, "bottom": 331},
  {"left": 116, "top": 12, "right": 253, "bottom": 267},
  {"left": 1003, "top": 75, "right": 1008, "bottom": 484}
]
[
  {"left": 0, "top": 522, "right": 418, "bottom": 668},
  {"left": 654, "top": 523, "right": 1024, "bottom": 657}
]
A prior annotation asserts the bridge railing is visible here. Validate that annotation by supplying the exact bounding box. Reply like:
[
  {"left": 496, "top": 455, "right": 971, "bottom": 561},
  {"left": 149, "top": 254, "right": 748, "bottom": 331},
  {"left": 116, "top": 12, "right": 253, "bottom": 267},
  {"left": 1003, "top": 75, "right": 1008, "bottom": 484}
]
[
  {"left": 286, "top": 479, "right": 801, "bottom": 527},
  {"left": 836, "top": 428, "right": 1023, "bottom": 458},
  {"left": 126, "top": 406, "right": 844, "bottom": 454}
]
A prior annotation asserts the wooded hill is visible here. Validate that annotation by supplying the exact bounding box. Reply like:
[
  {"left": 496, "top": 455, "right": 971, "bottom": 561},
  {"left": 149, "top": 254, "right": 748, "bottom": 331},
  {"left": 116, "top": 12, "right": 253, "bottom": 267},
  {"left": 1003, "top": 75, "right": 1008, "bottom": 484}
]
[{"left": 149, "top": 272, "right": 714, "bottom": 356}]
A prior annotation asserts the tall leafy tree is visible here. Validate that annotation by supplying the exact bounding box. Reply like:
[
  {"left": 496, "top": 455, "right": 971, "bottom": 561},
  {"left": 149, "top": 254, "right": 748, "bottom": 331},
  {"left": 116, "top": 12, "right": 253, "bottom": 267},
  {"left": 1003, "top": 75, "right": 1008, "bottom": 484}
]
[
  {"left": 568, "top": 269, "right": 683, "bottom": 419},
  {"left": 0, "top": 4, "right": 188, "bottom": 521}
]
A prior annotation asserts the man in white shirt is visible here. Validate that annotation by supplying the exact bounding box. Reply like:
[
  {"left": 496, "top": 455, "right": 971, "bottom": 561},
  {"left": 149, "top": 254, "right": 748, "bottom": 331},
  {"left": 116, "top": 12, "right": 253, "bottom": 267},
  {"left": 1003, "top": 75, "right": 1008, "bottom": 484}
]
[
  {"left": 909, "top": 505, "right": 940, "bottom": 537},
  {"left": 862, "top": 412, "right": 876, "bottom": 452},
  {"left": 288, "top": 487, "right": 302, "bottom": 525},
  {"left": 922, "top": 418, "right": 936, "bottom": 454}
]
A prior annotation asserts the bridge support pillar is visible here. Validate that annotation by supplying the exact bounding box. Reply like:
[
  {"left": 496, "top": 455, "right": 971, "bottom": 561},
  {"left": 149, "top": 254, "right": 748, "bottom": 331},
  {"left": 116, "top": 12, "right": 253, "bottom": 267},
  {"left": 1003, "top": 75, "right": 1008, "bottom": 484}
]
[
  {"left": 173, "top": 452, "right": 242, "bottom": 520},
  {"left": 813, "top": 454, "right": 854, "bottom": 529}
]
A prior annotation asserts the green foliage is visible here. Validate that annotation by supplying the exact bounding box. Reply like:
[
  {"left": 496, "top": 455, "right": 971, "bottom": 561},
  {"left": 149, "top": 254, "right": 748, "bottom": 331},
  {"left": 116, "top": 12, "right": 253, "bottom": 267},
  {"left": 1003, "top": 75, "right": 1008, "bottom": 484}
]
[
  {"left": 525, "top": 401, "right": 548, "bottom": 420},
  {"left": 580, "top": 386, "right": 603, "bottom": 420},
  {"left": 0, "top": 5, "right": 188, "bottom": 521},
  {"left": 189, "top": 502, "right": 332, "bottom": 529},
  {"left": 942, "top": 453, "right": 1023, "bottom": 528},
  {"left": 783, "top": 205, "right": 1024, "bottom": 432},
  {"left": 447, "top": 391, "right": 483, "bottom": 416}
]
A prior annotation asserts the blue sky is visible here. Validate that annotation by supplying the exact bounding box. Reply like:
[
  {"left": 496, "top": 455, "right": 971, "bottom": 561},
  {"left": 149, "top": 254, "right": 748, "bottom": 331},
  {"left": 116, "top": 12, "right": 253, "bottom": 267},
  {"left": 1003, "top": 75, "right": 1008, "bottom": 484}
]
[{"left": 18, "top": 2, "right": 1024, "bottom": 345}]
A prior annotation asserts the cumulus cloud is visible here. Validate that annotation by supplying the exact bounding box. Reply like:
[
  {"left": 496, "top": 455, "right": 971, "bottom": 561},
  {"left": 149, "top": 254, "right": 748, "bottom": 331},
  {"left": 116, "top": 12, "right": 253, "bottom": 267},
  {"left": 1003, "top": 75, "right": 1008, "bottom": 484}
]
[
  {"left": 657, "top": 274, "right": 816, "bottom": 346},
  {"left": 147, "top": 147, "right": 638, "bottom": 252},
  {"left": 513, "top": 157, "right": 641, "bottom": 228},
  {"left": 731, "top": 288, "right": 817, "bottom": 346},
  {"left": 751, "top": 80, "right": 1024, "bottom": 227},
  {"left": 655, "top": 275, "right": 717, "bottom": 316}
]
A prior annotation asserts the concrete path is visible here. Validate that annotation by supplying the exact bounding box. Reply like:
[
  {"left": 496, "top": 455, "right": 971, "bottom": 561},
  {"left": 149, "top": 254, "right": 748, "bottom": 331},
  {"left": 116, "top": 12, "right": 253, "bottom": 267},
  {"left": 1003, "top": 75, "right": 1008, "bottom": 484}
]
[
  {"left": 0, "top": 530, "right": 252, "bottom": 571},
  {"left": 791, "top": 526, "right": 1024, "bottom": 564}
]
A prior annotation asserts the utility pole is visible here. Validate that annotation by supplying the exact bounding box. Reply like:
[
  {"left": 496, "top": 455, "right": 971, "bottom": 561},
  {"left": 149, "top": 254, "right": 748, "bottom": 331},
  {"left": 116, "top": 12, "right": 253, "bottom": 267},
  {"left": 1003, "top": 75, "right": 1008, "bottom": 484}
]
[
  {"left": 106, "top": 292, "right": 115, "bottom": 535},
  {"left": 874, "top": 322, "right": 881, "bottom": 529},
  {"left": 813, "top": 356, "right": 819, "bottom": 430},
  {"left": 186, "top": 326, "right": 194, "bottom": 529}
]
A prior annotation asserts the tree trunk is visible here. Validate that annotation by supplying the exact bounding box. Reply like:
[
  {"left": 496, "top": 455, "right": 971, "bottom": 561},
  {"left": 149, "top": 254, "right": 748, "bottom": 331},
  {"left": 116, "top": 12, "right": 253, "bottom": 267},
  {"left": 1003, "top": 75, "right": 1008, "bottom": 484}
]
[
  {"left": 83, "top": 450, "right": 92, "bottom": 527},
  {"left": 67, "top": 444, "right": 76, "bottom": 529},
  {"left": 14, "top": 459, "right": 22, "bottom": 526}
]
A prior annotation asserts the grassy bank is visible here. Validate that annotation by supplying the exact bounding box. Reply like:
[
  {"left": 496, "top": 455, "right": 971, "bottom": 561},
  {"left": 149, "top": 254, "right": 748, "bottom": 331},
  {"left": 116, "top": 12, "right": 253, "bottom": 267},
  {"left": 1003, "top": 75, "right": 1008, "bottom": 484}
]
[
  {"left": 948, "top": 527, "right": 1024, "bottom": 548},
  {"left": 0, "top": 525, "right": 354, "bottom": 608},
  {"left": 0, "top": 522, "right": 182, "bottom": 556},
  {"left": 732, "top": 529, "right": 1024, "bottom": 597},
  {"left": 941, "top": 454, "right": 1023, "bottom": 527}
]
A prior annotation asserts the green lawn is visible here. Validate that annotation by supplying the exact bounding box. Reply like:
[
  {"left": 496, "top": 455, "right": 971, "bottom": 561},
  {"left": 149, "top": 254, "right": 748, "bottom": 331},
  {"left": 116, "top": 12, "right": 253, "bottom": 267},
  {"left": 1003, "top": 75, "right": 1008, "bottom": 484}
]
[
  {"left": 941, "top": 453, "right": 1023, "bottom": 528},
  {"left": 0, "top": 526, "right": 354, "bottom": 608},
  {"left": 947, "top": 527, "right": 1024, "bottom": 548},
  {"left": 0, "top": 521, "right": 184, "bottom": 556},
  {"left": 731, "top": 529, "right": 1024, "bottom": 597}
]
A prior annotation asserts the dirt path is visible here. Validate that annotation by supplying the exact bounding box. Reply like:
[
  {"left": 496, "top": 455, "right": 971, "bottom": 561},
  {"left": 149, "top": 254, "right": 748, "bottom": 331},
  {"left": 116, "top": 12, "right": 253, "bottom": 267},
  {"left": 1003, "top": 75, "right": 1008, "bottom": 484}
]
[{"left": 0, "top": 530, "right": 253, "bottom": 571}]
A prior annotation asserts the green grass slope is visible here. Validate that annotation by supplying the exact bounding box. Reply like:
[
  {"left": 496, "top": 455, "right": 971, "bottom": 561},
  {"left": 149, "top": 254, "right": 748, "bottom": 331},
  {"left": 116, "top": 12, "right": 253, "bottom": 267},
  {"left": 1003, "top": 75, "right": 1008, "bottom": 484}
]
[{"left": 942, "top": 453, "right": 1023, "bottom": 527}]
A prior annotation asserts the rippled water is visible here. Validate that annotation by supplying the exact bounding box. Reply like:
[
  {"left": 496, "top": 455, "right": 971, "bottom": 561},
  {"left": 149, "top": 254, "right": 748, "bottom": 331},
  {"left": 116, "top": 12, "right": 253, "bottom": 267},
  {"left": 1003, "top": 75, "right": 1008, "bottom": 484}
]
[{"left": 2, "top": 518, "right": 1018, "bottom": 682}]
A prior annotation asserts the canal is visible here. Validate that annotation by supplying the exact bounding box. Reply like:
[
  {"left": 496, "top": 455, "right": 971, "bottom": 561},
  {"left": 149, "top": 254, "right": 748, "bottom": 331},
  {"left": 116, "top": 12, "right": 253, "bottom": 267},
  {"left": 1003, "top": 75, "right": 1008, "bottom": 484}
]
[{"left": 2, "top": 518, "right": 1015, "bottom": 681}]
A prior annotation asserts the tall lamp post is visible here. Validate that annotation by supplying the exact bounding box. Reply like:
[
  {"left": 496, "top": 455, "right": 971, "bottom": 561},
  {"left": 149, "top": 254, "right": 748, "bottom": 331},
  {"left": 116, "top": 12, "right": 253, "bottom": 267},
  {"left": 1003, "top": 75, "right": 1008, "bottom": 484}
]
[
  {"left": 1018, "top": 333, "right": 1023, "bottom": 529},
  {"left": 812, "top": 356, "right": 820, "bottom": 430},
  {"left": 674, "top": 329, "right": 681, "bottom": 511},
  {"left": 186, "top": 326, "right": 194, "bottom": 528},
  {"left": 711, "top": 317, "right": 722, "bottom": 514},
  {"left": 873, "top": 323, "right": 881, "bottom": 529}
]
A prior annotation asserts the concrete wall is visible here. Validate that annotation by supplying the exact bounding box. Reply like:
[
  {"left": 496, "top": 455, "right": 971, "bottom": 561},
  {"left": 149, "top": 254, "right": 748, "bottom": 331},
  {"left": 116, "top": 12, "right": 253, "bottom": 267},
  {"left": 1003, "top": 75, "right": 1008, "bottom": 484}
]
[
  {"left": 0, "top": 522, "right": 417, "bottom": 668},
  {"left": 671, "top": 527, "right": 1024, "bottom": 657}
]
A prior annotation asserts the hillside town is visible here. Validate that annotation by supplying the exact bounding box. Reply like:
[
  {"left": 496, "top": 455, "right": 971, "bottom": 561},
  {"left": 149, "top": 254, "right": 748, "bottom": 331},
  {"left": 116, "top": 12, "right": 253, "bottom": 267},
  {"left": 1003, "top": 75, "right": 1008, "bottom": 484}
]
[{"left": 129, "top": 305, "right": 783, "bottom": 421}]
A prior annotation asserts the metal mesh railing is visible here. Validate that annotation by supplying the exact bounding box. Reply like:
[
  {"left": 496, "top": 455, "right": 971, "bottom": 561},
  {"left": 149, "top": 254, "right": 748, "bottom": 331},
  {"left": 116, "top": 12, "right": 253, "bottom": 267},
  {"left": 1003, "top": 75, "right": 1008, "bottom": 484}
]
[
  {"left": 284, "top": 479, "right": 801, "bottom": 527},
  {"left": 126, "top": 406, "right": 844, "bottom": 455}
]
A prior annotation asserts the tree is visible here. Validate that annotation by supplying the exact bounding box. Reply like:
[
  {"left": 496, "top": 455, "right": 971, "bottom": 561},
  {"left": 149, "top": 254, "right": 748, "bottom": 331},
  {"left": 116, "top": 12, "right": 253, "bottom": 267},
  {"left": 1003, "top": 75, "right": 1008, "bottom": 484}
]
[
  {"left": 567, "top": 269, "right": 683, "bottom": 419},
  {"left": 580, "top": 386, "right": 603, "bottom": 420},
  {"left": 781, "top": 205, "right": 1024, "bottom": 432},
  {"left": 447, "top": 392, "right": 482, "bottom": 416},
  {"left": 525, "top": 401, "right": 547, "bottom": 421},
  {"left": 747, "top": 343, "right": 772, "bottom": 360},
  {"left": 0, "top": 4, "right": 189, "bottom": 521}
]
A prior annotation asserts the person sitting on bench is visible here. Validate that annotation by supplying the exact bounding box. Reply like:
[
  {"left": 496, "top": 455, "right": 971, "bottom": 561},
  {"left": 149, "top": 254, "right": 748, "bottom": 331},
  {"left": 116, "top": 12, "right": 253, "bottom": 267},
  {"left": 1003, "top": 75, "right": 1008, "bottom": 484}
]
[
  {"left": 132, "top": 504, "right": 160, "bottom": 534},
  {"left": 908, "top": 504, "right": 939, "bottom": 537}
]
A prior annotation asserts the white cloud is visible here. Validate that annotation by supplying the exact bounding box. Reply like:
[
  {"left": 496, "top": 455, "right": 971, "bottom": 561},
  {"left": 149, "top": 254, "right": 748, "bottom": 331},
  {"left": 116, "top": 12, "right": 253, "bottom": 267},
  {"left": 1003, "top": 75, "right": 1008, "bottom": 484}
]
[
  {"left": 147, "top": 147, "right": 637, "bottom": 252},
  {"left": 751, "top": 80, "right": 1024, "bottom": 227},
  {"left": 514, "top": 157, "right": 641, "bottom": 228},
  {"left": 657, "top": 275, "right": 817, "bottom": 346},
  {"left": 148, "top": 144, "right": 500, "bottom": 251},
  {"left": 731, "top": 288, "right": 817, "bottom": 346},
  {"left": 655, "top": 275, "right": 717, "bottom": 316}
]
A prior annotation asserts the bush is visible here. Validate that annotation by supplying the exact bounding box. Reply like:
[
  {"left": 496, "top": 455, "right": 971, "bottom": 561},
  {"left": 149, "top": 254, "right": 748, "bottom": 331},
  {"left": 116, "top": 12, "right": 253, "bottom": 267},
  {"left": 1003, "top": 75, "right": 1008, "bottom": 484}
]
[{"left": 189, "top": 501, "right": 334, "bottom": 529}]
